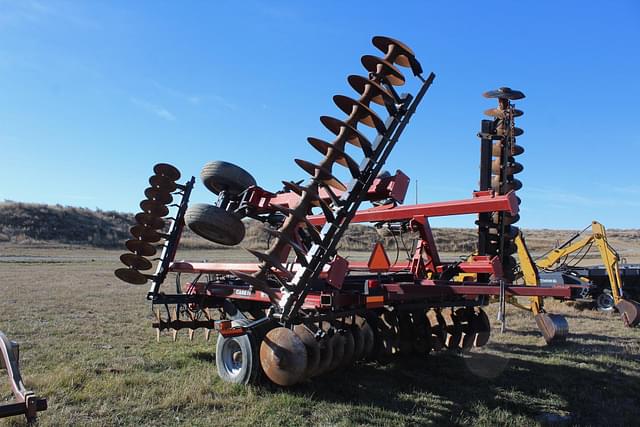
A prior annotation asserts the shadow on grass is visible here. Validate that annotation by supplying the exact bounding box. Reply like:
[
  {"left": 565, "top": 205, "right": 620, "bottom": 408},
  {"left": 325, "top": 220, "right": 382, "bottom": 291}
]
[{"left": 280, "top": 344, "right": 640, "bottom": 425}]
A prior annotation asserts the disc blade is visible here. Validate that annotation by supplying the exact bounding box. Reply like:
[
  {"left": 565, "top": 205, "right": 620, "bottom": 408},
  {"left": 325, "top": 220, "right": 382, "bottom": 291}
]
[
  {"left": 333, "top": 95, "right": 386, "bottom": 133},
  {"left": 259, "top": 327, "right": 307, "bottom": 386},
  {"left": 483, "top": 87, "right": 525, "bottom": 100},
  {"left": 361, "top": 55, "right": 405, "bottom": 86},
  {"left": 120, "top": 253, "right": 152, "bottom": 270},
  {"left": 149, "top": 174, "right": 177, "bottom": 192},
  {"left": 293, "top": 324, "right": 321, "bottom": 378},
  {"left": 327, "top": 333, "right": 345, "bottom": 372},
  {"left": 307, "top": 137, "right": 360, "bottom": 178},
  {"left": 144, "top": 187, "right": 173, "bottom": 205},
  {"left": 140, "top": 199, "right": 169, "bottom": 217},
  {"left": 315, "top": 332, "right": 334, "bottom": 375},
  {"left": 135, "top": 212, "right": 165, "bottom": 230},
  {"left": 484, "top": 107, "right": 524, "bottom": 118},
  {"left": 320, "top": 116, "right": 373, "bottom": 157},
  {"left": 130, "top": 225, "right": 163, "bottom": 243},
  {"left": 294, "top": 158, "right": 347, "bottom": 191},
  {"left": 153, "top": 163, "right": 181, "bottom": 181},
  {"left": 125, "top": 239, "right": 157, "bottom": 257},
  {"left": 347, "top": 75, "right": 395, "bottom": 106},
  {"left": 372, "top": 35, "right": 415, "bottom": 67},
  {"left": 114, "top": 267, "right": 149, "bottom": 285}
]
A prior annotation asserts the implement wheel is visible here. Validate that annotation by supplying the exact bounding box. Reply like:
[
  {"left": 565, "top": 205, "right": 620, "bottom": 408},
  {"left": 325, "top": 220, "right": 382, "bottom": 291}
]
[
  {"left": 201, "top": 161, "right": 256, "bottom": 195},
  {"left": 215, "top": 320, "right": 260, "bottom": 384},
  {"left": 185, "top": 203, "right": 245, "bottom": 246}
]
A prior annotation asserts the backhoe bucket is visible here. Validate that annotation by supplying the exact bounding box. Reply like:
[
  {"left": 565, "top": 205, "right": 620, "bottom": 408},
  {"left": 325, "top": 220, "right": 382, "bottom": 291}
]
[
  {"left": 534, "top": 313, "right": 568, "bottom": 345},
  {"left": 616, "top": 299, "right": 640, "bottom": 327}
]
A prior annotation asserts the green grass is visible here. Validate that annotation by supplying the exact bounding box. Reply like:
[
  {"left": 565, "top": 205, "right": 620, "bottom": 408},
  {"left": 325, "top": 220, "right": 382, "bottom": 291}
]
[{"left": 1, "top": 247, "right": 639, "bottom": 426}]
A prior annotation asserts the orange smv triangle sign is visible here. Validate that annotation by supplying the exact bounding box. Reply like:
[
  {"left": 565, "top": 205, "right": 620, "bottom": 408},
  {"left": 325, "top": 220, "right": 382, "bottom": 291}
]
[{"left": 368, "top": 241, "right": 391, "bottom": 272}]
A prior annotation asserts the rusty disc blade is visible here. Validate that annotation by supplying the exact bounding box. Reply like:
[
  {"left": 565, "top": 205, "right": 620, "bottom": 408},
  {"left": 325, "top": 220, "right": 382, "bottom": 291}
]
[
  {"left": 372, "top": 35, "right": 415, "bottom": 67},
  {"left": 315, "top": 334, "right": 334, "bottom": 375},
  {"left": 307, "top": 137, "right": 360, "bottom": 178},
  {"left": 320, "top": 116, "right": 373, "bottom": 156},
  {"left": 135, "top": 212, "right": 165, "bottom": 230},
  {"left": 339, "top": 329, "right": 356, "bottom": 368},
  {"left": 140, "top": 199, "right": 169, "bottom": 217},
  {"left": 259, "top": 327, "right": 307, "bottom": 386},
  {"left": 125, "top": 239, "right": 157, "bottom": 257},
  {"left": 484, "top": 107, "right": 524, "bottom": 118},
  {"left": 130, "top": 225, "right": 163, "bottom": 243},
  {"left": 359, "top": 319, "right": 375, "bottom": 359},
  {"left": 473, "top": 308, "right": 491, "bottom": 347},
  {"left": 294, "top": 158, "right": 347, "bottom": 191},
  {"left": 293, "top": 324, "right": 321, "bottom": 377},
  {"left": 333, "top": 95, "right": 386, "bottom": 133},
  {"left": 616, "top": 299, "right": 640, "bottom": 327},
  {"left": 347, "top": 75, "right": 395, "bottom": 106},
  {"left": 444, "top": 310, "right": 463, "bottom": 350},
  {"left": 144, "top": 187, "right": 173, "bottom": 205},
  {"left": 491, "top": 159, "right": 524, "bottom": 175},
  {"left": 498, "top": 127, "right": 524, "bottom": 137},
  {"left": 281, "top": 180, "right": 320, "bottom": 207},
  {"left": 483, "top": 87, "right": 525, "bottom": 100},
  {"left": 114, "top": 267, "right": 149, "bottom": 285},
  {"left": 327, "top": 333, "right": 345, "bottom": 372},
  {"left": 153, "top": 163, "right": 181, "bottom": 181},
  {"left": 361, "top": 55, "right": 405, "bottom": 86},
  {"left": 348, "top": 323, "right": 365, "bottom": 361},
  {"left": 491, "top": 176, "right": 523, "bottom": 193},
  {"left": 535, "top": 313, "right": 568, "bottom": 344},
  {"left": 149, "top": 174, "right": 177, "bottom": 192},
  {"left": 120, "top": 253, "right": 153, "bottom": 270},
  {"left": 491, "top": 143, "right": 525, "bottom": 157}
]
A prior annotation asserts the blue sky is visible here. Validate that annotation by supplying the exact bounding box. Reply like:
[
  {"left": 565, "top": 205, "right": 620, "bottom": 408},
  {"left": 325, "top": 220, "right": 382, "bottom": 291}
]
[{"left": 1, "top": 1, "right": 639, "bottom": 229}]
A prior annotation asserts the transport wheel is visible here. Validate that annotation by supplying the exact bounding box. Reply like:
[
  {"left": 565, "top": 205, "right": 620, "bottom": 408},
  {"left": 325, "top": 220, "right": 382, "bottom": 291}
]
[
  {"left": 200, "top": 161, "right": 256, "bottom": 195},
  {"left": 215, "top": 319, "right": 260, "bottom": 385},
  {"left": 596, "top": 290, "right": 615, "bottom": 312},
  {"left": 185, "top": 203, "right": 245, "bottom": 245}
]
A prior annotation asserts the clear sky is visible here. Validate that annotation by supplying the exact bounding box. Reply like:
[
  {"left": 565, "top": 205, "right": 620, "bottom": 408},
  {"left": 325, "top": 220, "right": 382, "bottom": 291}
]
[{"left": 1, "top": 1, "right": 639, "bottom": 229}]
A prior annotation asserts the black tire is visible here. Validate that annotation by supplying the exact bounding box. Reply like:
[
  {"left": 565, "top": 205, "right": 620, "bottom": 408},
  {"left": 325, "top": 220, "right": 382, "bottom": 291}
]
[
  {"left": 215, "top": 319, "right": 260, "bottom": 384},
  {"left": 201, "top": 161, "right": 256, "bottom": 195},
  {"left": 185, "top": 203, "right": 245, "bottom": 245},
  {"left": 596, "top": 289, "right": 615, "bottom": 312}
]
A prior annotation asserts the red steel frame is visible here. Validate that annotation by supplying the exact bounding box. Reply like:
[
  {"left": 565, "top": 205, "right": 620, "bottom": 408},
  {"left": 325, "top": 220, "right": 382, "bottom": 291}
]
[{"left": 167, "top": 181, "right": 577, "bottom": 309}]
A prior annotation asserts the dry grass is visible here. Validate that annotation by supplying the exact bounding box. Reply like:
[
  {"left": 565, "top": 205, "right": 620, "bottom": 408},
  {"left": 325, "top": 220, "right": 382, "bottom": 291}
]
[{"left": 1, "top": 246, "right": 639, "bottom": 426}]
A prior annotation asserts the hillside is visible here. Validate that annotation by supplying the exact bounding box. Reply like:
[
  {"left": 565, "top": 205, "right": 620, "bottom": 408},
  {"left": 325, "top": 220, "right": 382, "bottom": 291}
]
[{"left": 0, "top": 202, "right": 638, "bottom": 257}]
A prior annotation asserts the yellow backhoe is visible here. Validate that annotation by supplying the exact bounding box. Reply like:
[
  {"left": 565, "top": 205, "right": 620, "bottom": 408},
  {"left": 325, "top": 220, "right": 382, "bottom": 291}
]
[{"left": 515, "top": 221, "right": 639, "bottom": 327}]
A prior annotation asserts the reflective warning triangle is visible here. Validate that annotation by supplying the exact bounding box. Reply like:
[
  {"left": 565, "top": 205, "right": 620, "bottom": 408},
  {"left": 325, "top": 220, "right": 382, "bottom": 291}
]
[{"left": 368, "top": 241, "right": 391, "bottom": 272}]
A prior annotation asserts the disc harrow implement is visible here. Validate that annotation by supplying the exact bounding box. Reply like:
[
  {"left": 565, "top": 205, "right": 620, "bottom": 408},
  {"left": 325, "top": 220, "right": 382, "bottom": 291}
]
[{"left": 115, "top": 35, "right": 609, "bottom": 388}]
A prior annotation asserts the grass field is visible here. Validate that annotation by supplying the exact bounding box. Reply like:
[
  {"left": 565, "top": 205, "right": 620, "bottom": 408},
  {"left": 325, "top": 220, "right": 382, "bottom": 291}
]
[{"left": 1, "top": 246, "right": 640, "bottom": 426}]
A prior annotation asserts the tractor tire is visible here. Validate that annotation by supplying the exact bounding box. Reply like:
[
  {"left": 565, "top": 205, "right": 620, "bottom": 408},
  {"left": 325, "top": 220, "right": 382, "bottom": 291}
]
[
  {"left": 185, "top": 203, "right": 245, "bottom": 246},
  {"left": 215, "top": 319, "right": 260, "bottom": 384},
  {"left": 201, "top": 161, "right": 256, "bottom": 195},
  {"left": 596, "top": 289, "right": 615, "bottom": 312}
]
